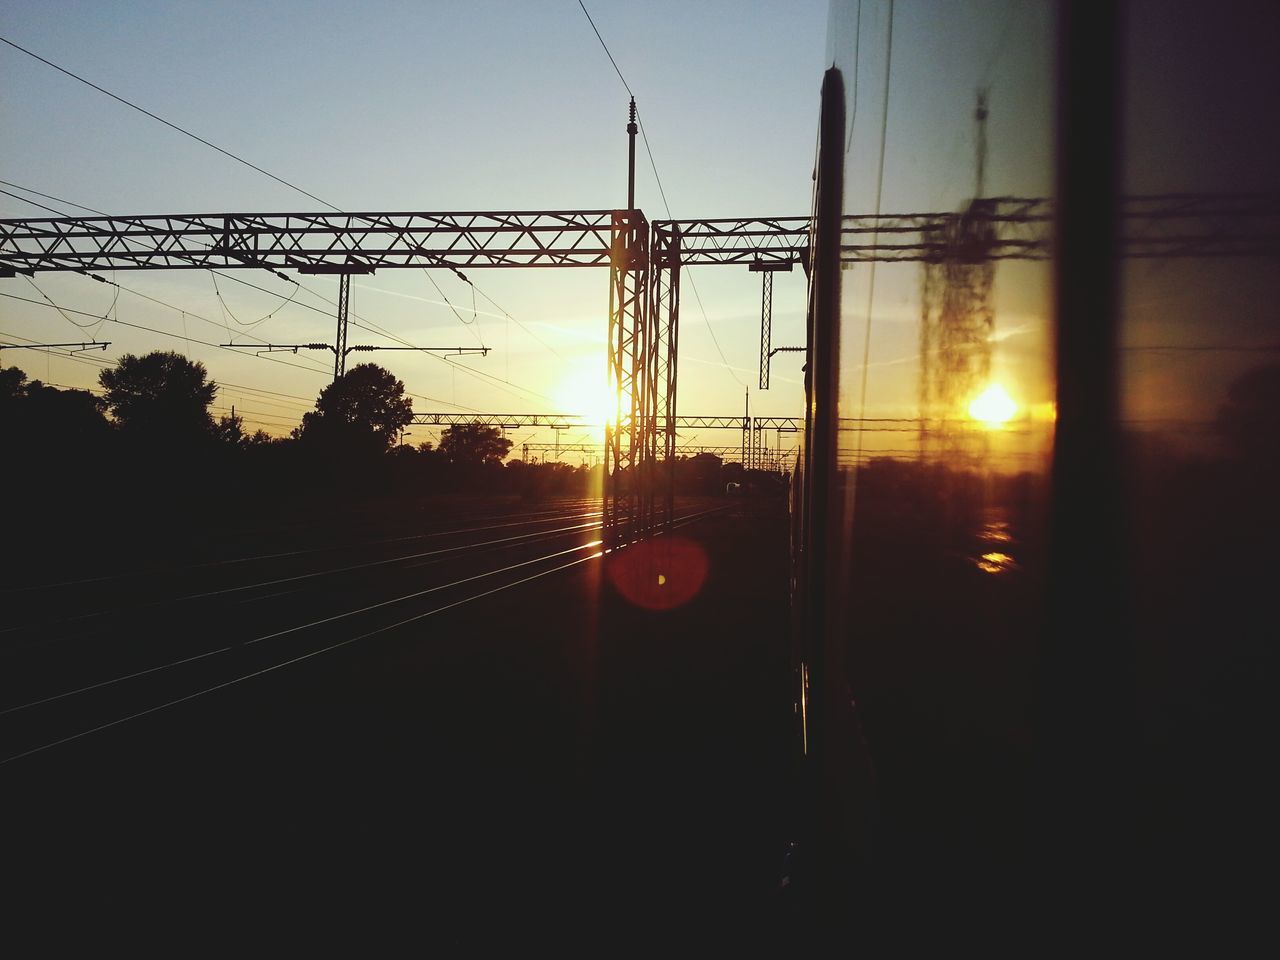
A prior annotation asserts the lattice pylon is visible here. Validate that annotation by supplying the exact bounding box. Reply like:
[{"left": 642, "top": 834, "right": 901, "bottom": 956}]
[
  {"left": 604, "top": 210, "right": 652, "bottom": 546},
  {"left": 652, "top": 225, "right": 682, "bottom": 529},
  {"left": 334, "top": 272, "right": 351, "bottom": 380},
  {"left": 918, "top": 200, "right": 996, "bottom": 463}
]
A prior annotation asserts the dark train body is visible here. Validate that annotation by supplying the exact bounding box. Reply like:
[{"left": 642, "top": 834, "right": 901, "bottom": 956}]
[{"left": 789, "top": 0, "right": 1277, "bottom": 938}]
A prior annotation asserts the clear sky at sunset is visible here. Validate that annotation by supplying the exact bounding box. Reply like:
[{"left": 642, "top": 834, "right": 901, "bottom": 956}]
[{"left": 1, "top": 0, "right": 830, "bottom": 450}]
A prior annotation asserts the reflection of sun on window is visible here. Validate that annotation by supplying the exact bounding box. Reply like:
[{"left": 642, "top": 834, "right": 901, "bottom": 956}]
[
  {"left": 968, "top": 383, "right": 1017, "bottom": 428},
  {"left": 976, "top": 551, "right": 1018, "bottom": 575}
]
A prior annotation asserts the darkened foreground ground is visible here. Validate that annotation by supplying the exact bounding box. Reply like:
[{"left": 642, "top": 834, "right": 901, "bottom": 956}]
[{"left": 5, "top": 498, "right": 793, "bottom": 948}]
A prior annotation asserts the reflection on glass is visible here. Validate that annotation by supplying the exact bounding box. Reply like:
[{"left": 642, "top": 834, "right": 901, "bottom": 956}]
[
  {"left": 825, "top": 0, "right": 1054, "bottom": 885},
  {"left": 968, "top": 383, "right": 1018, "bottom": 428},
  {"left": 975, "top": 552, "right": 1018, "bottom": 575}
]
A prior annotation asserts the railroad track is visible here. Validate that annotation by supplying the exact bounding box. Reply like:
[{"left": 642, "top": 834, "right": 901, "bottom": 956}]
[{"left": 1, "top": 498, "right": 731, "bottom": 766}]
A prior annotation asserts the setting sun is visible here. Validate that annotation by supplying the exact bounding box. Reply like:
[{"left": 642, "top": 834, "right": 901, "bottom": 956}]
[
  {"left": 554, "top": 362, "right": 617, "bottom": 434},
  {"left": 968, "top": 383, "right": 1018, "bottom": 427}
]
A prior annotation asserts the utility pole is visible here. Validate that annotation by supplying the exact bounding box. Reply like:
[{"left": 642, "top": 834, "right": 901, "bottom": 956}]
[
  {"left": 975, "top": 89, "right": 989, "bottom": 200},
  {"left": 334, "top": 272, "right": 351, "bottom": 379},
  {"left": 627, "top": 97, "right": 638, "bottom": 212},
  {"left": 295, "top": 264, "right": 374, "bottom": 379},
  {"left": 751, "top": 257, "right": 793, "bottom": 390}
]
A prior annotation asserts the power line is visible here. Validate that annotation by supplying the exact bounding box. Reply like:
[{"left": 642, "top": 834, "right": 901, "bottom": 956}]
[
  {"left": 24, "top": 275, "right": 102, "bottom": 334},
  {"left": 0, "top": 47, "right": 537, "bottom": 362},
  {"left": 3, "top": 290, "right": 478, "bottom": 414},
  {"left": 1, "top": 292, "right": 314, "bottom": 372},
  {"left": 210, "top": 271, "right": 298, "bottom": 328},
  {"left": 440, "top": 354, "right": 560, "bottom": 406},
  {"left": 1, "top": 180, "right": 564, "bottom": 415},
  {"left": 0, "top": 180, "right": 334, "bottom": 371},
  {"left": 470, "top": 284, "right": 564, "bottom": 361},
  {"left": 0, "top": 186, "right": 75, "bottom": 217},
  {"left": 576, "top": 1, "right": 633, "bottom": 97},
  {"left": 0, "top": 178, "right": 105, "bottom": 215},
  {"left": 0, "top": 178, "right": 446, "bottom": 367},
  {"left": 208, "top": 403, "right": 299, "bottom": 426},
  {"left": 1, "top": 334, "right": 304, "bottom": 430},
  {"left": 0, "top": 181, "right": 537, "bottom": 410},
  {"left": 0, "top": 290, "right": 391, "bottom": 387},
  {"left": 575, "top": 1, "right": 745, "bottom": 389},
  {"left": 104, "top": 276, "right": 330, "bottom": 373},
  {"left": 853, "top": 0, "right": 896, "bottom": 467},
  {"left": 0, "top": 35, "right": 340, "bottom": 212},
  {"left": 1, "top": 333, "right": 294, "bottom": 425}
]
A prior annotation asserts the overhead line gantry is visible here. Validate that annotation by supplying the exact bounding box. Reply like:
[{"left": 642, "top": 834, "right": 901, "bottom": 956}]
[{"left": 4, "top": 192, "right": 1273, "bottom": 542}]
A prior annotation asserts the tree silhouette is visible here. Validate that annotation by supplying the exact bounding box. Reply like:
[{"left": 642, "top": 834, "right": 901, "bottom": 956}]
[
  {"left": 1, "top": 366, "right": 27, "bottom": 408},
  {"left": 98, "top": 351, "right": 216, "bottom": 441},
  {"left": 438, "top": 421, "right": 513, "bottom": 466},
  {"left": 216, "top": 410, "right": 247, "bottom": 445},
  {"left": 1, "top": 368, "right": 109, "bottom": 448},
  {"left": 294, "top": 363, "right": 413, "bottom": 454},
  {"left": 23, "top": 380, "right": 109, "bottom": 443}
]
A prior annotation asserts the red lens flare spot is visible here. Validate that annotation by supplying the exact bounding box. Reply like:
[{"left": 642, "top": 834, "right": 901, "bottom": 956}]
[{"left": 606, "top": 536, "right": 709, "bottom": 611}]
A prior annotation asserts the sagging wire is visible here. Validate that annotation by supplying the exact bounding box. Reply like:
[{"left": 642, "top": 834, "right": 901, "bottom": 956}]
[
  {"left": 24, "top": 275, "right": 104, "bottom": 337},
  {"left": 576, "top": 1, "right": 741, "bottom": 388},
  {"left": 210, "top": 270, "right": 299, "bottom": 329},
  {"left": 471, "top": 283, "right": 563, "bottom": 361}
]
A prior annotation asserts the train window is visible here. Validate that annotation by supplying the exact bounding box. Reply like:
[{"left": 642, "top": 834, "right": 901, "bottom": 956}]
[
  {"left": 803, "top": 0, "right": 1276, "bottom": 926},
  {"left": 808, "top": 0, "right": 1057, "bottom": 897}
]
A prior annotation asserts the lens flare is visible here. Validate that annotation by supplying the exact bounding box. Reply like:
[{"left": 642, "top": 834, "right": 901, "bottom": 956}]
[{"left": 606, "top": 536, "right": 709, "bottom": 611}]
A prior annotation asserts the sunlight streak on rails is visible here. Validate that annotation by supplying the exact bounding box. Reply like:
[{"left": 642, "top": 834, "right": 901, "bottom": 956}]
[
  {"left": 0, "top": 503, "right": 733, "bottom": 765},
  {"left": 0, "top": 646, "right": 235, "bottom": 717},
  {"left": 0, "top": 503, "right": 605, "bottom": 594},
  {"left": 0, "top": 516, "right": 606, "bottom": 636},
  {"left": 0, "top": 539, "right": 603, "bottom": 717},
  {"left": 0, "top": 547, "right": 606, "bottom": 766}
]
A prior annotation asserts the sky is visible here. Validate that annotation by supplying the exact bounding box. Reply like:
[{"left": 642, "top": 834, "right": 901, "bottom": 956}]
[
  {"left": 0, "top": 0, "right": 828, "bottom": 452},
  {"left": 825, "top": 0, "right": 1058, "bottom": 470},
  {"left": 9, "top": 1, "right": 1269, "bottom": 464}
]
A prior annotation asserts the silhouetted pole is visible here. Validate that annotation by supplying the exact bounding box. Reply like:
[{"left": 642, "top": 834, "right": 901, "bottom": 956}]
[
  {"left": 975, "top": 89, "right": 989, "bottom": 199},
  {"left": 627, "top": 97, "right": 637, "bottom": 212},
  {"left": 334, "top": 273, "right": 350, "bottom": 380}
]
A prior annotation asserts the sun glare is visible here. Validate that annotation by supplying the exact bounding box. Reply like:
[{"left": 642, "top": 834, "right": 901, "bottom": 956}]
[
  {"left": 554, "top": 364, "right": 616, "bottom": 434},
  {"left": 968, "top": 383, "right": 1017, "bottom": 427}
]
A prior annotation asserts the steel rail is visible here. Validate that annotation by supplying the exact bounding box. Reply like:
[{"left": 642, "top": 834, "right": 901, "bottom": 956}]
[{"left": 0, "top": 503, "right": 731, "bottom": 765}]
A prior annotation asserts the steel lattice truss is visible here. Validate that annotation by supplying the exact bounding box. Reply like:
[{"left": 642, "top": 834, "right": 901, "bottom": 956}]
[
  {"left": 521, "top": 443, "right": 795, "bottom": 460},
  {"left": 411, "top": 412, "right": 585, "bottom": 430},
  {"left": 5, "top": 195, "right": 1278, "bottom": 275},
  {"left": 0, "top": 211, "right": 618, "bottom": 274},
  {"left": 412, "top": 413, "right": 791, "bottom": 432},
  {"left": 604, "top": 211, "right": 651, "bottom": 543},
  {"left": 419, "top": 412, "right": 800, "bottom": 478},
  {"left": 652, "top": 200, "right": 1050, "bottom": 266},
  {"left": 651, "top": 226, "right": 681, "bottom": 526},
  {"left": 4, "top": 193, "right": 1274, "bottom": 541}
]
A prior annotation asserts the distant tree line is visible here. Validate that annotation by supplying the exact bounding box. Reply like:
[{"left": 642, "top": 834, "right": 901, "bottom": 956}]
[
  {"left": 3, "top": 349, "right": 835, "bottom": 555},
  {"left": 1, "top": 351, "right": 619, "bottom": 576},
  {"left": 1, "top": 352, "right": 605, "bottom": 515}
]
